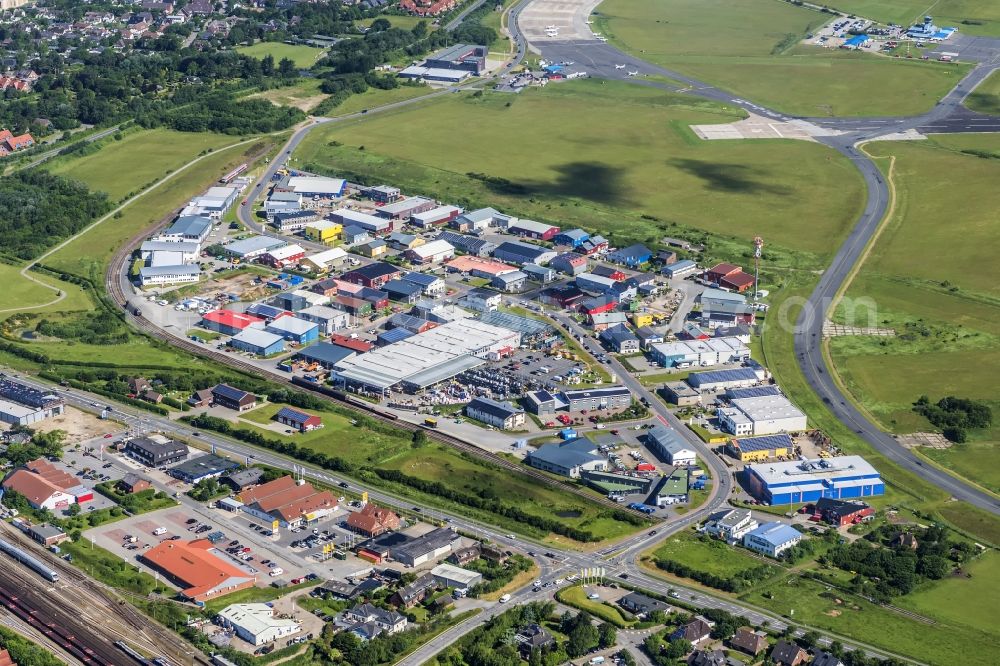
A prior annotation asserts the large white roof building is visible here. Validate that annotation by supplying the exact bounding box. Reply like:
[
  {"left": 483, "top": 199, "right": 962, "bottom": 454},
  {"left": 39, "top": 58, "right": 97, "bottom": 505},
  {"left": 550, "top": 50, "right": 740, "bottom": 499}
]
[
  {"left": 332, "top": 319, "right": 520, "bottom": 392},
  {"left": 217, "top": 603, "right": 301, "bottom": 646}
]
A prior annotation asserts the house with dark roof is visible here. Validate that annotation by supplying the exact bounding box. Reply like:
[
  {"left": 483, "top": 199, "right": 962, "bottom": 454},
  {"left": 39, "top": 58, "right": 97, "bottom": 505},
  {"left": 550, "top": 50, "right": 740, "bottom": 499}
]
[
  {"left": 341, "top": 262, "right": 402, "bottom": 289},
  {"left": 618, "top": 591, "right": 670, "bottom": 616},
  {"left": 344, "top": 603, "right": 408, "bottom": 640},
  {"left": 274, "top": 406, "right": 322, "bottom": 432},
  {"left": 600, "top": 324, "right": 640, "bottom": 353},
  {"left": 222, "top": 468, "right": 265, "bottom": 491},
  {"left": 687, "top": 650, "right": 744, "bottom": 666},
  {"left": 770, "top": 640, "right": 808, "bottom": 666},
  {"left": 118, "top": 473, "right": 152, "bottom": 494},
  {"left": 464, "top": 397, "right": 525, "bottom": 430},
  {"left": 526, "top": 438, "right": 605, "bottom": 478},
  {"left": 170, "top": 454, "right": 239, "bottom": 484},
  {"left": 729, "top": 626, "right": 769, "bottom": 656},
  {"left": 514, "top": 624, "right": 555, "bottom": 657},
  {"left": 670, "top": 616, "right": 714, "bottom": 645},
  {"left": 211, "top": 384, "right": 257, "bottom": 412},
  {"left": 124, "top": 437, "right": 189, "bottom": 467},
  {"left": 391, "top": 573, "right": 437, "bottom": 607},
  {"left": 810, "top": 650, "right": 845, "bottom": 666},
  {"left": 807, "top": 498, "right": 874, "bottom": 526}
]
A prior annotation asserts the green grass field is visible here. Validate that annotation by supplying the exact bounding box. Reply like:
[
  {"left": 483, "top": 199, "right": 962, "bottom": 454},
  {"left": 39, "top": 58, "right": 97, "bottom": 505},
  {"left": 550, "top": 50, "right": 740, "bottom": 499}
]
[
  {"left": 45, "top": 137, "right": 273, "bottom": 282},
  {"left": 741, "top": 573, "right": 998, "bottom": 666},
  {"left": 966, "top": 69, "right": 1000, "bottom": 114},
  {"left": 46, "top": 129, "right": 241, "bottom": 202},
  {"left": 382, "top": 444, "right": 642, "bottom": 543},
  {"left": 325, "top": 84, "right": 435, "bottom": 117},
  {"left": 652, "top": 530, "right": 779, "bottom": 578},
  {"left": 828, "top": 0, "right": 1000, "bottom": 36},
  {"left": 252, "top": 78, "right": 328, "bottom": 112},
  {"left": 828, "top": 135, "right": 1000, "bottom": 495},
  {"left": 594, "top": 0, "right": 970, "bottom": 116},
  {"left": 0, "top": 263, "right": 66, "bottom": 318},
  {"left": 555, "top": 585, "right": 635, "bottom": 627},
  {"left": 294, "top": 80, "right": 865, "bottom": 258},
  {"left": 236, "top": 403, "right": 408, "bottom": 466},
  {"left": 237, "top": 42, "right": 326, "bottom": 69},
  {"left": 896, "top": 549, "right": 999, "bottom": 635}
]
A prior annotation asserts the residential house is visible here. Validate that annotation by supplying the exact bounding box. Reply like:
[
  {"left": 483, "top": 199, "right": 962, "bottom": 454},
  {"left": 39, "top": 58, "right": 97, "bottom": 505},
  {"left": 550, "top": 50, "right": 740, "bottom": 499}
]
[
  {"left": 514, "top": 624, "right": 555, "bottom": 658},
  {"left": 274, "top": 406, "right": 322, "bottom": 432},
  {"left": 670, "top": 616, "right": 714, "bottom": 645},
  {"left": 346, "top": 503, "right": 401, "bottom": 538},
  {"left": 391, "top": 573, "right": 437, "bottom": 607},
  {"left": 118, "top": 473, "right": 152, "bottom": 494},
  {"left": 729, "top": 627, "right": 768, "bottom": 657},
  {"left": 703, "top": 508, "right": 757, "bottom": 543},
  {"left": 344, "top": 603, "right": 408, "bottom": 640},
  {"left": 618, "top": 592, "right": 670, "bottom": 616},
  {"left": 607, "top": 243, "right": 652, "bottom": 267},
  {"left": 770, "top": 640, "right": 808, "bottom": 666}
]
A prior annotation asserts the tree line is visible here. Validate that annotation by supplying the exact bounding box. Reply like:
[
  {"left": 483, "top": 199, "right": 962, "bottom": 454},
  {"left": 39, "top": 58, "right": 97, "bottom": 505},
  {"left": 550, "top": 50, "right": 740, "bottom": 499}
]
[{"left": 0, "top": 171, "right": 110, "bottom": 260}]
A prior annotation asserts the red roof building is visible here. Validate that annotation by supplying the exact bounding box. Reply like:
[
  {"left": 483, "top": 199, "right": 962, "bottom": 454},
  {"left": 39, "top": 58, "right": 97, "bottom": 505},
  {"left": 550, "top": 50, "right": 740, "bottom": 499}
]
[
  {"left": 399, "top": 0, "right": 457, "bottom": 15},
  {"left": 0, "top": 129, "right": 34, "bottom": 156},
  {"left": 346, "top": 503, "right": 401, "bottom": 537},
  {"left": 705, "top": 262, "right": 742, "bottom": 284},
  {"left": 238, "top": 475, "right": 338, "bottom": 527},
  {"left": 720, "top": 271, "right": 755, "bottom": 293},
  {"left": 141, "top": 539, "right": 256, "bottom": 601},
  {"left": 201, "top": 309, "right": 264, "bottom": 336},
  {"left": 328, "top": 334, "right": 374, "bottom": 353}
]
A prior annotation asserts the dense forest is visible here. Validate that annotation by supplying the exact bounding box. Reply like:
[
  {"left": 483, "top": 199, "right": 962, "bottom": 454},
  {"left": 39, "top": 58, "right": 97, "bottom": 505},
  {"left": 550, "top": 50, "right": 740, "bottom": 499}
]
[{"left": 0, "top": 171, "right": 110, "bottom": 260}]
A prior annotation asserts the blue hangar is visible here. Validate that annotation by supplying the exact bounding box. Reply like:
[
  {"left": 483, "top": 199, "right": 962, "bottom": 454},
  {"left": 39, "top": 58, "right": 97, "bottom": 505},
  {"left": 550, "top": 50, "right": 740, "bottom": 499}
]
[{"left": 745, "top": 456, "right": 884, "bottom": 505}]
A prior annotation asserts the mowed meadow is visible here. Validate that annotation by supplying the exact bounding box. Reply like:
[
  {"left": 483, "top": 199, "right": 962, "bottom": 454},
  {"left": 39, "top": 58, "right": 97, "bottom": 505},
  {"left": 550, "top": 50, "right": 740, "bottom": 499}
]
[
  {"left": 593, "top": 0, "right": 970, "bottom": 116},
  {"left": 294, "top": 80, "right": 866, "bottom": 260},
  {"left": 830, "top": 134, "right": 1000, "bottom": 494}
]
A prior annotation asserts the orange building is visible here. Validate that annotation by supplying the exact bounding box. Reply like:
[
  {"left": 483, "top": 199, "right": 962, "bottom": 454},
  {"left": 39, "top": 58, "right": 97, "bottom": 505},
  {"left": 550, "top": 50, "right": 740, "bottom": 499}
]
[{"left": 141, "top": 539, "right": 256, "bottom": 602}]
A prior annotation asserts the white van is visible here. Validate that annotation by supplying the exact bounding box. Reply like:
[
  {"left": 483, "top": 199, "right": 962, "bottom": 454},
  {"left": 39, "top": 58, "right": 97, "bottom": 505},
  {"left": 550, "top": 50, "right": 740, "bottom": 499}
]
[
  {"left": 498, "top": 594, "right": 511, "bottom": 603},
  {"left": 538, "top": 366, "right": 551, "bottom": 374},
  {"left": 590, "top": 658, "right": 605, "bottom": 665},
  {"left": 152, "top": 527, "right": 167, "bottom": 536},
  {"left": 269, "top": 568, "right": 284, "bottom": 577}
]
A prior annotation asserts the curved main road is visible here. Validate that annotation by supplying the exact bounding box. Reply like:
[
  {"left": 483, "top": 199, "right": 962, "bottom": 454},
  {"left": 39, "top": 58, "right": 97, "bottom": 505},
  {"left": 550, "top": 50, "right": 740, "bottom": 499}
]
[{"left": 501, "top": 0, "right": 1000, "bottom": 514}]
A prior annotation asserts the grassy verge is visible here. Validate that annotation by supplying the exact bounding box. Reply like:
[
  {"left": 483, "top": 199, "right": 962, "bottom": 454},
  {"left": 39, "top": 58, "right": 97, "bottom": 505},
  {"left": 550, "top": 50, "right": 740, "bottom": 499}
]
[
  {"left": 237, "top": 42, "right": 327, "bottom": 68},
  {"left": 966, "top": 69, "right": 1000, "bottom": 114},
  {"left": 555, "top": 585, "right": 635, "bottom": 627}
]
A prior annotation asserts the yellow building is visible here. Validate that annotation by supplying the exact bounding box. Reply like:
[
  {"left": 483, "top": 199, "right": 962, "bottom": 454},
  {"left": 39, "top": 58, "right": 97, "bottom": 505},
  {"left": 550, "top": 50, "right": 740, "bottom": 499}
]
[
  {"left": 357, "top": 240, "right": 387, "bottom": 258},
  {"left": 630, "top": 312, "right": 655, "bottom": 328},
  {"left": 726, "top": 434, "right": 792, "bottom": 462},
  {"left": 304, "top": 220, "right": 342, "bottom": 244}
]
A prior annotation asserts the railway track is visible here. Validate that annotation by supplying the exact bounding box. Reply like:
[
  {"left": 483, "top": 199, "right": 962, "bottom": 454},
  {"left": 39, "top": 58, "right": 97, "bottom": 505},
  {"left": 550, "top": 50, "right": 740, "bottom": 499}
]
[
  {"left": 104, "top": 234, "right": 651, "bottom": 520},
  {"left": 0, "top": 565, "right": 121, "bottom": 665},
  {"left": 0, "top": 526, "right": 209, "bottom": 666}
]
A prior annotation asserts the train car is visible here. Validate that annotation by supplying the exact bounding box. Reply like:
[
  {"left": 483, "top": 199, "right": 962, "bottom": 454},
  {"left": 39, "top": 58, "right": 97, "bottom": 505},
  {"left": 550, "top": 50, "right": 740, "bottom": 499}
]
[
  {"left": 0, "top": 539, "right": 59, "bottom": 581},
  {"left": 220, "top": 163, "right": 248, "bottom": 184}
]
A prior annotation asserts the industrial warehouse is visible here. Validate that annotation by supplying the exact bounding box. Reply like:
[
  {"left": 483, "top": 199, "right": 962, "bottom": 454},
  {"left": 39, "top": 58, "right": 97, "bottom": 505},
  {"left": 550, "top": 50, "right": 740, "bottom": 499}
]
[
  {"left": 0, "top": 377, "right": 65, "bottom": 425},
  {"left": 330, "top": 319, "right": 520, "bottom": 394},
  {"left": 744, "top": 456, "right": 885, "bottom": 505}
]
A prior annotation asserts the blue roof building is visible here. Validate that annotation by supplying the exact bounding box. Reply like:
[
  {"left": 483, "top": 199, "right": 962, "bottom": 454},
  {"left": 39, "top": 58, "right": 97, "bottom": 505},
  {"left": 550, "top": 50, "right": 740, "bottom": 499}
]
[
  {"left": 527, "top": 438, "right": 606, "bottom": 478},
  {"left": 245, "top": 303, "right": 288, "bottom": 321},
  {"left": 662, "top": 259, "right": 698, "bottom": 278},
  {"left": 266, "top": 316, "right": 319, "bottom": 344},
  {"left": 743, "top": 522, "right": 802, "bottom": 558},
  {"left": 294, "top": 342, "right": 356, "bottom": 369},
  {"left": 599, "top": 324, "right": 640, "bottom": 353},
  {"left": 383, "top": 279, "right": 423, "bottom": 304},
  {"left": 376, "top": 328, "right": 415, "bottom": 347},
  {"left": 607, "top": 243, "right": 652, "bottom": 268},
  {"left": 553, "top": 229, "right": 590, "bottom": 248},
  {"left": 745, "top": 456, "right": 884, "bottom": 506},
  {"left": 229, "top": 328, "right": 285, "bottom": 356}
]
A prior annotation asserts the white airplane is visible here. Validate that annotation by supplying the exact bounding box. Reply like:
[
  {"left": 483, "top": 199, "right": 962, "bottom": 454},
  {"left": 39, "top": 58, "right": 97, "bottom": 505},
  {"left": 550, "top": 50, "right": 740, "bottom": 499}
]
[
  {"left": 615, "top": 64, "right": 626, "bottom": 69},
  {"left": 546, "top": 25, "right": 557, "bottom": 30},
  {"left": 626, "top": 70, "right": 639, "bottom": 77}
]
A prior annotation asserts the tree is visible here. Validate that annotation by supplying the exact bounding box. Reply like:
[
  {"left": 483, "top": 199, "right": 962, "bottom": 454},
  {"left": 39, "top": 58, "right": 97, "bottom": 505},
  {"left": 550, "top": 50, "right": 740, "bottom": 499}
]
[
  {"left": 67, "top": 503, "right": 81, "bottom": 517},
  {"left": 567, "top": 619, "right": 600, "bottom": 658},
  {"left": 598, "top": 623, "right": 617, "bottom": 649},
  {"left": 412, "top": 430, "right": 428, "bottom": 448},
  {"left": 369, "top": 18, "right": 391, "bottom": 32},
  {"left": 278, "top": 57, "right": 296, "bottom": 77},
  {"left": 663, "top": 639, "right": 691, "bottom": 660}
]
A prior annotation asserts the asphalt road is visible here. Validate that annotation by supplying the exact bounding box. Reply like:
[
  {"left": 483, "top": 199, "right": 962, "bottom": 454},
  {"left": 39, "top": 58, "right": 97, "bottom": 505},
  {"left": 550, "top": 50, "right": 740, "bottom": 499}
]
[{"left": 507, "top": 14, "right": 1000, "bottom": 515}]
